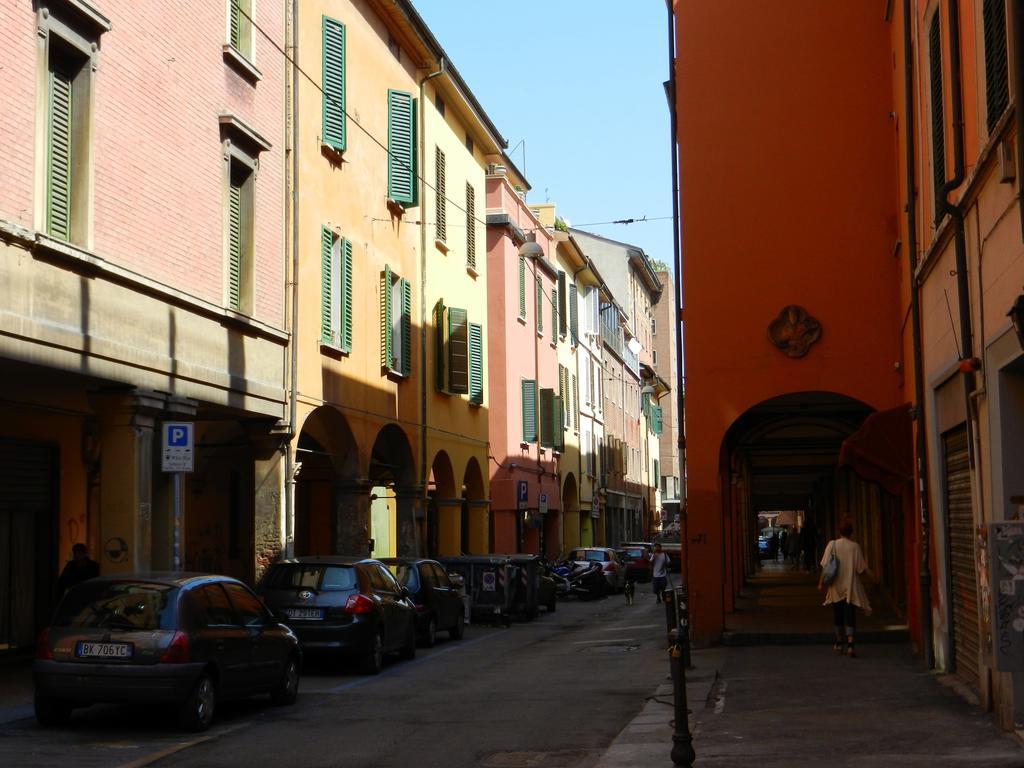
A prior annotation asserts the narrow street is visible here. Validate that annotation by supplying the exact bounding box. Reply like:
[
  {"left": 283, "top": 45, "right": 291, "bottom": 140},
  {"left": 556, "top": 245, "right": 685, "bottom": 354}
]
[{"left": 0, "top": 596, "right": 665, "bottom": 768}]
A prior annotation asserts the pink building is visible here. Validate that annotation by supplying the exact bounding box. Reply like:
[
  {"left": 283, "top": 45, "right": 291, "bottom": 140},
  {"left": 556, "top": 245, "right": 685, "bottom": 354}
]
[
  {"left": 0, "top": 0, "right": 286, "bottom": 654},
  {"left": 485, "top": 163, "right": 561, "bottom": 557}
]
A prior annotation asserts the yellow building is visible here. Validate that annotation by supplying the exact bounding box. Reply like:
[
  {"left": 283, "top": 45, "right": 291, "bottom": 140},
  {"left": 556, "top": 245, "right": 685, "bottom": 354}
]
[
  {"left": 419, "top": 64, "right": 506, "bottom": 557},
  {"left": 288, "top": 0, "right": 504, "bottom": 559}
]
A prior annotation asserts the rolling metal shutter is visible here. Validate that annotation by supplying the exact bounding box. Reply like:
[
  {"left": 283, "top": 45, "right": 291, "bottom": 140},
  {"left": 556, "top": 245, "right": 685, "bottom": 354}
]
[{"left": 943, "top": 427, "right": 979, "bottom": 688}]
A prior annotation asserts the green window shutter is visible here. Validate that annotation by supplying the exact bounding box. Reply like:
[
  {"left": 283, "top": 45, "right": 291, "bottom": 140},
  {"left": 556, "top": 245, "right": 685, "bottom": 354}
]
[
  {"left": 983, "top": 0, "right": 1009, "bottom": 133},
  {"left": 434, "top": 300, "right": 447, "bottom": 391},
  {"left": 929, "top": 13, "right": 945, "bottom": 220},
  {"left": 448, "top": 307, "right": 469, "bottom": 394},
  {"left": 46, "top": 63, "right": 73, "bottom": 241},
  {"left": 536, "top": 277, "right": 543, "bottom": 333},
  {"left": 340, "top": 238, "right": 353, "bottom": 353},
  {"left": 320, "top": 226, "right": 334, "bottom": 344},
  {"left": 553, "top": 395, "right": 565, "bottom": 452},
  {"left": 654, "top": 459, "right": 660, "bottom": 487},
  {"left": 388, "top": 90, "right": 416, "bottom": 205},
  {"left": 466, "top": 183, "right": 476, "bottom": 270},
  {"left": 228, "top": 180, "right": 242, "bottom": 310},
  {"left": 572, "top": 374, "right": 579, "bottom": 431},
  {"left": 654, "top": 405, "right": 663, "bottom": 435},
  {"left": 540, "top": 388, "right": 555, "bottom": 448},
  {"left": 551, "top": 287, "right": 558, "bottom": 341},
  {"left": 435, "top": 146, "right": 446, "bottom": 242},
  {"left": 557, "top": 272, "right": 567, "bottom": 337},
  {"left": 322, "top": 17, "right": 346, "bottom": 151},
  {"left": 380, "top": 265, "right": 392, "bottom": 370},
  {"left": 468, "top": 322, "right": 483, "bottom": 405},
  {"left": 522, "top": 379, "right": 537, "bottom": 443},
  {"left": 558, "top": 365, "right": 566, "bottom": 431},
  {"left": 400, "top": 278, "right": 412, "bottom": 377},
  {"left": 518, "top": 254, "right": 527, "bottom": 318},
  {"left": 230, "top": 0, "right": 242, "bottom": 49}
]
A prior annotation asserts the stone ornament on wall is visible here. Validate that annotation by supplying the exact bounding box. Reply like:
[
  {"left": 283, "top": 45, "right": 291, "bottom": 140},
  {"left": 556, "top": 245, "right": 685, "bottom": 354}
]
[{"left": 768, "top": 305, "right": 822, "bottom": 358}]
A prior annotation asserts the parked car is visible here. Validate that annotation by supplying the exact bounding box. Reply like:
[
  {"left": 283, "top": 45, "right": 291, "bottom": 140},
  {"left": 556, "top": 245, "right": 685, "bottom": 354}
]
[
  {"left": 259, "top": 557, "right": 416, "bottom": 674},
  {"left": 380, "top": 558, "right": 464, "bottom": 647},
  {"left": 33, "top": 573, "right": 301, "bottom": 732},
  {"left": 617, "top": 542, "right": 653, "bottom": 582},
  {"left": 566, "top": 548, "right": 626, "bottom": 592}
]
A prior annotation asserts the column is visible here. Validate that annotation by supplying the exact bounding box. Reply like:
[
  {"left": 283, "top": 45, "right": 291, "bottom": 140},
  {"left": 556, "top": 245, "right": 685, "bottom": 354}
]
[
  {"left": 333, "top": 479, "right": 369, "bottom": 556},
  {"left": 465, "top": 500, "right": 489, "bottom": 554},
  {"left": 435, "top": 499, "right": 462, "bottom": 557},
  {"left": 89, "top": 389, "right": 166, "bottom": 574}
]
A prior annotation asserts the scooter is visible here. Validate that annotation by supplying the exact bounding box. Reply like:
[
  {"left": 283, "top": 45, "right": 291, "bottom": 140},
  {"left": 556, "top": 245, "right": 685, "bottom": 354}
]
[{"left": 563, "top": 559, "right": 608, "bottom": 600}]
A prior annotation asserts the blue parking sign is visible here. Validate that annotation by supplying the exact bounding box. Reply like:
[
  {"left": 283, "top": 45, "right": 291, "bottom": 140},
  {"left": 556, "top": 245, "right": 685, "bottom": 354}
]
[{"left": 162, "top": 422, "right": 194, "bottom": 472}]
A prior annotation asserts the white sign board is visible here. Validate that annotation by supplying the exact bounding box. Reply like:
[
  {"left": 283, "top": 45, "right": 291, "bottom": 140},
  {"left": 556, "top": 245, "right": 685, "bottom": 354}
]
[
  {"left": 161, "top": 422, "right": 194, "bottom": 473},
  {"left": 538, "top": 493, "right": 548, "bottom": 516}
]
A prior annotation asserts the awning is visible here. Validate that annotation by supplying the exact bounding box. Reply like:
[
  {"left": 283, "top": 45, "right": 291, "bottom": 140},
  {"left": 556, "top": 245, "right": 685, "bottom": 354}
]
[{"left": 838, "top": 404, "right": 913, "bottom": 495}]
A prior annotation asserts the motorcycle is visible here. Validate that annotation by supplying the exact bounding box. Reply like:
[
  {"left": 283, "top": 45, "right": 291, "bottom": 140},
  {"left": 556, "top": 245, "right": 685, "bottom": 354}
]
[{"left": 557, "top": 557, "right": 608, "bottom": 600}]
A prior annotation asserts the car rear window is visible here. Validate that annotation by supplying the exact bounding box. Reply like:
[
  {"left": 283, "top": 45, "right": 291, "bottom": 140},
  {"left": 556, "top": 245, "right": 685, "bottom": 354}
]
[
  {"left": 265, "top": 565, "right": 357, "bottom": 592},
  {"left": 389, "top": 564, "right": 418, "bottom": 590},
  {"left": 624, "top": 548, "right": 645, "bottom": 559},
  {"left": 54, "top": 581, "right": 178, "bottom": 631}
]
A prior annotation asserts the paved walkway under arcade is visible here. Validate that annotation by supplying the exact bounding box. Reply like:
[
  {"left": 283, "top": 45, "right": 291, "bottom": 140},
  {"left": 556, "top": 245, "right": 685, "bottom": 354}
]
[{"left": 722, "top": 559, "right": 909, "bottom": 645}]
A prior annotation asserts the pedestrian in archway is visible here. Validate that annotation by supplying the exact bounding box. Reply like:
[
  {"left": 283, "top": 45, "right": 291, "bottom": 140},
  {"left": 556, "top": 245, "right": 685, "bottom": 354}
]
[
  {"left": 818, "top": 517, "right": 871, "bottom": 658},
  {"left": 56, "top": 543, "right": 99, "bottom": 597}
]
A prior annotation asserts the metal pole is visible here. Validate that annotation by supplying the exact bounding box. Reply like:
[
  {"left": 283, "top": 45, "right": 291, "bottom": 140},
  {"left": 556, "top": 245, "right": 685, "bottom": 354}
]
[
  {"left": 172, "top": 472, "right": 182, "bottom": 571},
  {"left": 670, "top": 633, "right": 695, "bottom": 766}
]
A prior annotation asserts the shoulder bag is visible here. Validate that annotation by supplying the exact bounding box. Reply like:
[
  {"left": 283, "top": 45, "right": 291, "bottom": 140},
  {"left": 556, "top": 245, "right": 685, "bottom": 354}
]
[{"left": 822, "top": 540, "right": 841, "bottom": 587}]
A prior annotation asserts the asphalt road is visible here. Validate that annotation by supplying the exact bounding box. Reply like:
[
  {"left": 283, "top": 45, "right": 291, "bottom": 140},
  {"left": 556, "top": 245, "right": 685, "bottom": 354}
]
[{"left": 0, "top": 591, "right": 668, "bottom": 768}]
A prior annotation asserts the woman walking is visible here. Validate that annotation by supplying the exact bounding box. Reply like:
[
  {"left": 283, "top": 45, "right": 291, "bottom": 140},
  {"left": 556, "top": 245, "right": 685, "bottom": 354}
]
[{"left": 818, "top": 518, "right": 871, "bottom": 657}]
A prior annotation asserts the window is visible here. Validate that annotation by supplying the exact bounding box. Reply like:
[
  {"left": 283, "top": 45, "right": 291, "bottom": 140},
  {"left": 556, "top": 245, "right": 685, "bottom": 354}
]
[
  {"left": 540, "top": 388, "right": 555, "bottom": 448},
  {"left": 220, "top": 115, "right": 270, "bottom": 314},
  {"left": 322, "top": 16, "right": 346, "bottom": 152},
  {"left": 435, "top": 147, "right": 446, "bottom": 242},
  {"left": 224, "top": 583, "right": 268, "bottom": 627},
  {"left": 227, "top": 161, "right": 253, "bottom": 312},
  {"left": 929, "top": 12, "right": 946, "bottom": 220},
  {"left": 380, "top": 265, "right": 412, "bottom": 377},
  {"left": 558, "top": 365, "right": 567, "bottom": 431},
  {"left": 652, "top": 318, "right": 657, "bottom": 336},
  {"left": 40, "top": 7, "right": 104, "bottom": 246},
  {"left": 195, "top": 584, "right": 237, "bottom": 627},
  {"left": 652, "top": 350, "right": 658, "bottom": 366},
  {"left": 536, "top": 277, "right": 544, "bottom": 334},
  {"left": 522, "top": 379, "right": 537, "bottom": 443},
  {"left": 518, "top": 254, "right": 527, "bottom": 318},
  {"left": 466, "top": 183, "right": 477, "bottom": 270},
  {"left": 651, "top": 405, "right": 664, "bottom": 435},
  {"left": 229, "top": 0, "right": 253, "bottom": 59},
  {"left": 569, "top": 283, "right": 579, "bottom": 344},
  {"left": 388, "top": 90, "right": 417, "bottom": 206},
  {"left": 320, "top": 226, "right": 353, "bottom": 353},
  {"left": 572, "top": 374, "right": 579, "bottom": 431},
  {"left": 983, "top": 0, "right": 1009, "bottom": 133},
  {"left": 469, "top": 322, "right": 484, "bottom": 405},
  {"left": 653, "top": 459, "right": 660, "bottom": 488}
]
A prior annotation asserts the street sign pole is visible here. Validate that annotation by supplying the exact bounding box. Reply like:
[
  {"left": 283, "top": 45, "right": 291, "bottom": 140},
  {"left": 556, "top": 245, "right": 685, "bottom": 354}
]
[{"left": 162, "top": 422, "right": 194, "bottom": 572}]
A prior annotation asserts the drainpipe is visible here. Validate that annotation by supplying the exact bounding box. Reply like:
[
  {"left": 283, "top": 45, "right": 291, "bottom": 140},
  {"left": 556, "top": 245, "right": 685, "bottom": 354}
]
[
  {"left": 1011, "top": 0, "right": 1024, "bottom": 241},
  {"left": 904, "top": 0, "right": 934, "bottom": 668},
  {"left": 283, "top": 0, "right": 300, "bottom": 559},
  {"left": 418, "top": 59, "right": 445, "bottom": 553},
  {"left": 666, "top": 0, "right": 688, "bottom": 592}
]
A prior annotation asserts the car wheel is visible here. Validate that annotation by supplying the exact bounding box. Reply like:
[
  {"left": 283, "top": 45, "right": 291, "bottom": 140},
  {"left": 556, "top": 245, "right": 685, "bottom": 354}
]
[
  {"left": 449, "top": 616, "right": 464, "bottom": 640},
  {"left": 421, "top": 616, "right": 437, "bottom": 648},
  {"left": 270, "top": 655, "right": 300, "bottom": 706},
  {"left": 399, "top": 622, "right": 416, "bottom": 660},
  {"left": 361, "top": 629, "right": 385, "bottom": 675},
  {"left": 178, "top": 673, "right": 216, "bottom": 732},
  {"left": 34, "top": 696, "right": 72, "bottom": 727}
]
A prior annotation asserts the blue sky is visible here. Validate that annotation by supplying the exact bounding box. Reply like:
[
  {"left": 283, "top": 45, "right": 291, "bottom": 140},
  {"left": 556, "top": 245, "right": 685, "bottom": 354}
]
[{"left": 413, "top": 0, "right": 674, "bottom": 270}]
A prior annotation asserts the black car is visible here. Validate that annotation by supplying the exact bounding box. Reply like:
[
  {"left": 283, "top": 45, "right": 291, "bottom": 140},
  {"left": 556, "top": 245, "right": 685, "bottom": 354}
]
[
  {"left": 33, "top": 573, "right": 301, "bottom": 732},
  {"left": 380, "top": 558, "right": 464, "bottom": 647},
  {"left": 259, "top": 557, "right": 416, "bottom": 674}
]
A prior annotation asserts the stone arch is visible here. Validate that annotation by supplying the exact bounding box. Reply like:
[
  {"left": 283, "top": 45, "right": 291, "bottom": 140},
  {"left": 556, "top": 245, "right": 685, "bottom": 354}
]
[
  {"left": 294, "top": 406, "right": 358, "bottom": 556},
  {"left": 427, "top": 450, "right": 456, "bottom": 557},
  {"left": 558, "top": 473, "right": 579, "bottom": 558},
  {"left": 461, "top": 456, "right": 488, "bottom": 555},
  {"left": 368, "top": 423, "right": 418, "bottom": 558}
]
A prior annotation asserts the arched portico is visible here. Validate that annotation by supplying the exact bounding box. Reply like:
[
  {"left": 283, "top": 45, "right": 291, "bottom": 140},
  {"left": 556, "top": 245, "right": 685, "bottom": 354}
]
[{"left": 368, "top": 423, "right": 417, "bottom": 558}]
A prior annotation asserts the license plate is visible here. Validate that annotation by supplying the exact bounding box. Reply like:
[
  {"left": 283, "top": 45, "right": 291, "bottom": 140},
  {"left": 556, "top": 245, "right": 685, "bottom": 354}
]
[
  {"left": 284, "top": 607, "right": 324, "bottom": 620},
  {"left": 76, "top": 641, "right": 133, "bottom": 660}
]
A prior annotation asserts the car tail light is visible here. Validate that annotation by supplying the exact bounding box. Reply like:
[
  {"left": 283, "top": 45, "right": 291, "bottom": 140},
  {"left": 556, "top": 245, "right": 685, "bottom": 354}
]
[
  {"left": 36, "top": 628, "right": 53, "bottom": 660},
  {"left": 344, "top": 594, "right": 375, "bottom": 615},
  {"left": 160, "top": 631, "right": 190, "bottom": 663}
]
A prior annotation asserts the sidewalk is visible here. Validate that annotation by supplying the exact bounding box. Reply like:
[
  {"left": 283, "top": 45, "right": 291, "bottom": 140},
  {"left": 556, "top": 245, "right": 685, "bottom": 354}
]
[
  {"left": 0, "top": 657, "right": 34, "bottom": 726},
  {"left": 595, "top": 644, "right": 1024, "bottom": 767}
]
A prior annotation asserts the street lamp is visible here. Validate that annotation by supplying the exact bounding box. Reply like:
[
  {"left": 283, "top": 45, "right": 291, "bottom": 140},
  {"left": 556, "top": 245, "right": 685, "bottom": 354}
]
[{"left": 1008, "top": 293, "right": 1024, "bottom": 350}]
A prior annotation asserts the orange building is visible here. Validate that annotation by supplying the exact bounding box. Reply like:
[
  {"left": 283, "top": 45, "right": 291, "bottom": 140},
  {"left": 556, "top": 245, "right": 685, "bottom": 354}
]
[{"left": 673, "top": 1, "right": 914, "bottom": 644}]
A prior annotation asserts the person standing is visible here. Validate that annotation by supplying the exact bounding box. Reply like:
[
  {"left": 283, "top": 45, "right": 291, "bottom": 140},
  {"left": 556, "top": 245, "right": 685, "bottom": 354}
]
[
  {"left": 56, "top": 543, "right": 100, "bottom": 597},
  {"left": 648, "top": 543, "right": 671, "bottom": 603},
  {"left": 818, "top": 518, "right": 871, "bottom": 657}
]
